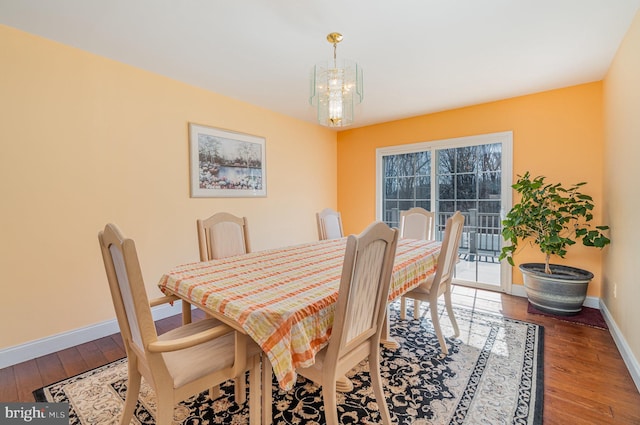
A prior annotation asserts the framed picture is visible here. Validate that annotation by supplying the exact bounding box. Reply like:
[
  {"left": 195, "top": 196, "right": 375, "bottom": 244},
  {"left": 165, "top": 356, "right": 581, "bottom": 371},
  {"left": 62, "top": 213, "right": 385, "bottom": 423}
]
[{"left": 189, "top": 123, "right": 266, "bottom": 197}]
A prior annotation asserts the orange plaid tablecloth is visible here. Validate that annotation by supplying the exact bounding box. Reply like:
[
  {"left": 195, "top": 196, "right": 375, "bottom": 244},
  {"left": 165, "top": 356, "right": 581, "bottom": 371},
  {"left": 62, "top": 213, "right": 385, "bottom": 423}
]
[{"left": 158, "top": 237, "right": 440, "bottom": 390}]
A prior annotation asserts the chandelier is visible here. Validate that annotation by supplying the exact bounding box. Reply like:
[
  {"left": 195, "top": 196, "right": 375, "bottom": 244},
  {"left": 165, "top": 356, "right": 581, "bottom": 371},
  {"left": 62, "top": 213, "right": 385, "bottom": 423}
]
[{"left": 310, "top": 32, "right": 363, "bottom": 128}]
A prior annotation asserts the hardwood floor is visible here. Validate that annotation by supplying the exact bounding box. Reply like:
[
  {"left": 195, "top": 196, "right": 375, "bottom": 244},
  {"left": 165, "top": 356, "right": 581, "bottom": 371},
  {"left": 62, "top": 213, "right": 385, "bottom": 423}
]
[{"left": 2, "top": 287, "right": 639, "bottom": 424}]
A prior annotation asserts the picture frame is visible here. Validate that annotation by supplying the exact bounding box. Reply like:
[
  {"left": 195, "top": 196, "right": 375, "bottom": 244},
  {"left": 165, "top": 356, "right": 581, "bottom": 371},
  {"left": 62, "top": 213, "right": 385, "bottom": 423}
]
[{"left": 189, "top": 123, "right": 266, "bottom": 198}]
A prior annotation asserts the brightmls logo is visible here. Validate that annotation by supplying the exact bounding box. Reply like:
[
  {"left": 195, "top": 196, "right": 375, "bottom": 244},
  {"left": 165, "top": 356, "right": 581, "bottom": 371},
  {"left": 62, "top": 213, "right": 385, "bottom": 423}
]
[
  {"left": 1, "top": 403, "right": 68, "bottom": 424},
  {"left": 4, "top": 405, "right": 45, "bottom": 421}
]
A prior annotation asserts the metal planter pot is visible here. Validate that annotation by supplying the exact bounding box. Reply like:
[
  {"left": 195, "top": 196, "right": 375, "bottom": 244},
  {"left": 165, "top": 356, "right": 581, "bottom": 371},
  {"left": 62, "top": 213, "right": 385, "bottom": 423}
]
[{"left": 519, "top": 263, "right": 594, "bottom": 316}]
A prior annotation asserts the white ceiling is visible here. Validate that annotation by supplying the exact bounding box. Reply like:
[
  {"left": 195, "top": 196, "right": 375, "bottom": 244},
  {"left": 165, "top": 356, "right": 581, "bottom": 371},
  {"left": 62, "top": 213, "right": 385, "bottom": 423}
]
[{"left": 1, "top": 1, "right": 639, "bottom": 129}]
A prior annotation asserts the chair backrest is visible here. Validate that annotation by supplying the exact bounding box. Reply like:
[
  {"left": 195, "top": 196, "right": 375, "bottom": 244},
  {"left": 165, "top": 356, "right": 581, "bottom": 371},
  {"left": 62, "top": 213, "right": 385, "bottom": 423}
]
[
  {"left": 316, "top": 208, "right": 344, "bottom": 240},
  {"left": 98, "top": 224, "right": 158, "bottom": 365},
  {"left": 197, "top": 212, "right": 251, "bottom": 261},
  {"left": 399, "top": 207, "right": 435, "bottom": 240},
  {"left": 326, "top": 221, "right": 398, "bottom": 361},
  {"left": 431, "top": 211, "right": 465, "bottom": 295}
]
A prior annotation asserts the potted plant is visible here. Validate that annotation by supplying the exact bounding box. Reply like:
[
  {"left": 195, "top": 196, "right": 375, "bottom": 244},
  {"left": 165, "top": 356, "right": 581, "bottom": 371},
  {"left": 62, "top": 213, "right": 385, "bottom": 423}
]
[{"left": 499, "top": 172, "right": 610, "bottom": 315}]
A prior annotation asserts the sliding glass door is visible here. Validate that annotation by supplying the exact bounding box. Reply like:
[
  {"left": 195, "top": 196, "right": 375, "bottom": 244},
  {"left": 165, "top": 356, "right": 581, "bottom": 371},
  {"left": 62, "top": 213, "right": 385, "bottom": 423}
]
[{"left": 377, "top": 132, "right": 512, "bottom": 292}]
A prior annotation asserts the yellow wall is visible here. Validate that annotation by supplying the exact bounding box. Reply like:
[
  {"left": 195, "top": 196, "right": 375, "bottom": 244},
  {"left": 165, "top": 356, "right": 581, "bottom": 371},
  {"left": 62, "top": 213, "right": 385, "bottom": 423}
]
[
  {"left": 337, "top": 82, "right": 606, "bottom": 295},
  {"left": 0, "top": 25, "right": 337, "bottom": 349},
  {"left": 603, "top": 10, "right": 640, "bottom": 364}
]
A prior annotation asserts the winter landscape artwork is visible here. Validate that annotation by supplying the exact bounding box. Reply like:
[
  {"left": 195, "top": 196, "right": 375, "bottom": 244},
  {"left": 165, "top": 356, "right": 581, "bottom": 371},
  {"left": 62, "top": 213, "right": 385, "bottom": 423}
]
[{"left": 189, "top": 123, "right": 266, "bottom": 197}]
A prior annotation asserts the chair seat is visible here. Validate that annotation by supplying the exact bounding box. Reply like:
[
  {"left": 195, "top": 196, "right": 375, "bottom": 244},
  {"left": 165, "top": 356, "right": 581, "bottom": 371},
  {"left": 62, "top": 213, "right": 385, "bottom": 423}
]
[
  {"left": 160, "top": 318, "right": 261, "bottom": 388},
  {"left": 408, "top": 274, "right": 434, "bottom": 295},
  {"left": 406, "top": 273, "right": 451, "bottom": 297}
]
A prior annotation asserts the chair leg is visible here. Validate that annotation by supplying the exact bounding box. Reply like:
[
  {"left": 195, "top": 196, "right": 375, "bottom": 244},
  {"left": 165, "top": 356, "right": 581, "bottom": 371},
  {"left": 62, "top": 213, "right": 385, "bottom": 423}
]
[
  {"left": 413, "top": 299, "right": 421, "bottom": 320},
  {"left": 429, "top": 299, "right": 448, "bottom": 355},
  {"left": 155, "top": 387, "right": 175, "bottom": 425},
  {"left": 156, "top": 407, "right": 174, "bottom": 425},
  {"left": 369, "top": 350, "right": 392, "bottom": 425},
  {"left": 119, "top": 366, "right": 141, "bottom": 425},
  {"left": 444, "top": 289, "right": 460, "bottom": 338},
  {"left": 323, "top": 381, "right": 340, "bottom": 425},
  {"left": 400, "top": 296, "right": 407, "bottom": 320}
]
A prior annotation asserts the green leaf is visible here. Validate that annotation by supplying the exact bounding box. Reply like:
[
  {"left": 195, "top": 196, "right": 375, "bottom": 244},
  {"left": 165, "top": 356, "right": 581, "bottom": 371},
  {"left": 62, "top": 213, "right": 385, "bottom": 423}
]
[{"left": 501, "top": 172, "right": 610, "bottom": 264}]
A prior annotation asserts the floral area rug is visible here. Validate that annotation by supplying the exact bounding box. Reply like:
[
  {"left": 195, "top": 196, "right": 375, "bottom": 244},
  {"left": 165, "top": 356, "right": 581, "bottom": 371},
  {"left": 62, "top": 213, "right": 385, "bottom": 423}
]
[{"left": 34, "top": 302, "right": 543, "bottom": 424}]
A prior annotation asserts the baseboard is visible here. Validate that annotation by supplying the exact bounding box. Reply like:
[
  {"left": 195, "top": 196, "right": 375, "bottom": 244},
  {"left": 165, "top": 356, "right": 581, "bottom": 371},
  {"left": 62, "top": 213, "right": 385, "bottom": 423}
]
[
  {"left": 599, "top": 301, "right": 640, "bottom": 393},
  {"left": 509, "top": 284, "right": 528, "bottom": 298},
  {"left": 509, "top": 284, "right": 600, "bottom": 309},
  {"left": 0, "top": 302, "right": 184, "bottom": 369}
]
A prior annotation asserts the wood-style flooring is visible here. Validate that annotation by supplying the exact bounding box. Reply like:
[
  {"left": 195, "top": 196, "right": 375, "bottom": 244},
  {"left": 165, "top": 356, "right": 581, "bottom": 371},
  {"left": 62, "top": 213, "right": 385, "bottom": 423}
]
[{"left": 1, "top": 287, "right": 639, "bottom": 424}]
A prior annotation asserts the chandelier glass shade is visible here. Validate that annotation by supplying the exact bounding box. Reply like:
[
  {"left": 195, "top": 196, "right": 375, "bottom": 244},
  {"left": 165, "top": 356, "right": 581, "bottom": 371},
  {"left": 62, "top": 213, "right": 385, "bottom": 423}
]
[{"left": 310, "top": 33, "right": 363, "bottom": 128}]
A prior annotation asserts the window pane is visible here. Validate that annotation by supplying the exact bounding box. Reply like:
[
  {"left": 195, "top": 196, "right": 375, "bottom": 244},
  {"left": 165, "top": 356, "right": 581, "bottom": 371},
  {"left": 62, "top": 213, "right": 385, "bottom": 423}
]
[
  {"left": 478, "top": 200, "right": 501, "bottom": 213},
  {"left": 438, "top": 148, "right": 456, "bottom": 174},
  {"left": 385, "top": 178, "right": 398, "bottom": 199},
  {"left": 397, "top": 153, "right": 415, "bottom": 176},
  {"left": 396, "top": 201, "right": 413, "bottom": 214},
  {"left": 478, "top": 143, "right": 502, "bottom": 172},
  {"left": 384, "top": 156, "right": 398, "bottom": 177},
  {"left": 415, "top": 151, "right": 431, "bottom": 175},
  {"left": 478, "top": 172, "right": 501, "bottom": 198},
  {"left": 384, "top": 201, "right": 400, "bottom": 225},
  {"left": 398, "top": 177, "right": 414, "bottom": 199},
  {"left": 456, "top": 146, "right": 477, "bottom": 173},
  {"left": 415, "top": 200, "right": 430, "bottom": 210},
  {"left": 415, "top": 176, "right": 430, "bottom": 199},
  {"left": 457, "top": 200, "right": 477, "bottom": 212},
  {"left": 456, "top": 174, "right": 477, "bottom": 199},
  {"left": 438, "top": 200, "right": 455, "bottom": 213},
  {"left": 438, "top": 175, "right": 454, "bottom": 199}
]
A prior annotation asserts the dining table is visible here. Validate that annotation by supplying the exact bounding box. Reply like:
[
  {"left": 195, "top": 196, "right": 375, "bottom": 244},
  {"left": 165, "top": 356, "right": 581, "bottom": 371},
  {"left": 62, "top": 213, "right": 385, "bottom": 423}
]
[{"left": 158, "top": 236, "right": 441, "bottom": 394}]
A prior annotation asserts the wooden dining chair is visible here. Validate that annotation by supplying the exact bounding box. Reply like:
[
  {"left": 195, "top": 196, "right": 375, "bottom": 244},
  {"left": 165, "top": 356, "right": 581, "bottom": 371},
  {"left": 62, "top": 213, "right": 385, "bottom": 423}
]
[
  {"left": 197, "top": 212, "right": 251, "bottom": 261},
  {"left": 399, "top": 207, "right": 436, "bottom": 319},
  {"left": 98, "top": 223, "right": 262, "bottom": 425},
  {"left": 399, "top": 211, "right": 464, "bottom": 355},
  {"left": 316, "top": 208, "right": 344, "bottom": 240},
  {"left": 400, "top": 207, "right": 435, "bottom": 240},
  {"left": 296, "top": 221, "right": 398, "bottom": 425},
  {"left": 195, "top": 212, "right": 252, "bottom": 397},
  {"left": 196, "top": 212, "right": 252, "bottom": 394}
]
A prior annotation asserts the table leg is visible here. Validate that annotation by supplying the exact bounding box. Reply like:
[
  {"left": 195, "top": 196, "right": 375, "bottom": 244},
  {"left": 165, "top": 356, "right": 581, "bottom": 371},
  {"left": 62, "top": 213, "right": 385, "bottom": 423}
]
[
  {"left": 262, "top": 354, "right": 273, "bottom": 425},
  {"left": 249, "top": 356, "right": 261, "bottom": 425},
  {"left": 181, "top": 301, "right": 192, "bottom": 325},
  {"left": 380, "top": 305, "right": 400, "bottom": 350},
  {"left": 336, "top": 376, "right": 354, "bottom": 392},
  {"left": 234, "top": 333, "right": 248, "bottom": 405}
]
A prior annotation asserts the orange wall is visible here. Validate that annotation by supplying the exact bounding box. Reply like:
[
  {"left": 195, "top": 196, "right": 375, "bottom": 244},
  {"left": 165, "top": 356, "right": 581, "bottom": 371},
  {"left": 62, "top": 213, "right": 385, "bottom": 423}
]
[
  {"left": 337, "top": 82, "right": 605, "bottom": 295},
  {"left": 0, "top": 25, "right": 337, "bottom": 349}
]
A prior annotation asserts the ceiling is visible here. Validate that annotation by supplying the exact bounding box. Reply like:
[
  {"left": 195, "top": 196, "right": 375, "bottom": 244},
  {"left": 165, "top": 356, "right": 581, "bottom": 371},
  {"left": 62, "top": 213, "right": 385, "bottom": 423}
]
[{"left": 1, "top": 1, "right": 639, "bottom": 129}]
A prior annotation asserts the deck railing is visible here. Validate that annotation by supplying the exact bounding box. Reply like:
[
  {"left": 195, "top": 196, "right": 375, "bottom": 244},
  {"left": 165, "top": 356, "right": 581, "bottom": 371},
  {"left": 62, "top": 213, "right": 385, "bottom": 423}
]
[
  {"left": 387, "top": 208, "right": 503, "bottom": 262},
  {"left": 437, "top": 210, "right": 502, "bottom": 262}
]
